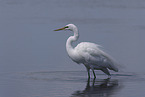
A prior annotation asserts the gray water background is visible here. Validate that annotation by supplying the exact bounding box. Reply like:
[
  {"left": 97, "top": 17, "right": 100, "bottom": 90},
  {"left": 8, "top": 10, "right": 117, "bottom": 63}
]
[{"left": 0, "top": 0, "right": 145, "bottom": 97}]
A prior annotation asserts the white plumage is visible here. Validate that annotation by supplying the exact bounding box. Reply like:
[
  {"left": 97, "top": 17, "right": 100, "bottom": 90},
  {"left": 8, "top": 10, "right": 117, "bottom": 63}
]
[{"left": 54, "top": 24, "right": 118, "bottom": 78}]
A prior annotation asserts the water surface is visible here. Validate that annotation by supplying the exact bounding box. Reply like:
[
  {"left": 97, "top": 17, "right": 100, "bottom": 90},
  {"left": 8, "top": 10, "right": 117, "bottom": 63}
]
[{"left": 0, "top": 0, "right": 145, "bottom": 97}]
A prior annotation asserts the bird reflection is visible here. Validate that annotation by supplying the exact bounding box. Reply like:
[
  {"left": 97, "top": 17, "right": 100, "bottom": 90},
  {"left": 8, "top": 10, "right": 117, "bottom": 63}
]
[{"left": 71, "top": 78, "right": 119, "bottom": 97}]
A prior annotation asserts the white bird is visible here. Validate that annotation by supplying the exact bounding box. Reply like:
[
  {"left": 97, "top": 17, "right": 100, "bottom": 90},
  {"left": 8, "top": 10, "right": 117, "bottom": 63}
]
[{"left": 54, "top": 24, "right": 118, "bottom": 78}]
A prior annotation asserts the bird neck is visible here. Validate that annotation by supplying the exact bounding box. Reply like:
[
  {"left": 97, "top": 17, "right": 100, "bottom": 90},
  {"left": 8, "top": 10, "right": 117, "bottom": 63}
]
[{"left": 66, "top": 28, "right": 79, "bottom": 53}]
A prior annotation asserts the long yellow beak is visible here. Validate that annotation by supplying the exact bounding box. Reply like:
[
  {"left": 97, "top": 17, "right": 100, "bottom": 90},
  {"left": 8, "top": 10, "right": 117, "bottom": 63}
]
[{"left": 54, "top": 27, "right": 65, "bottom": 31}]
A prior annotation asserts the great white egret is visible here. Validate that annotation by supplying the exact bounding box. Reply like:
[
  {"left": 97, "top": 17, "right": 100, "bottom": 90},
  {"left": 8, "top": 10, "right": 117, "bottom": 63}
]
[{"left": 54, "top": 24, "right": 118, "bottom": 78}]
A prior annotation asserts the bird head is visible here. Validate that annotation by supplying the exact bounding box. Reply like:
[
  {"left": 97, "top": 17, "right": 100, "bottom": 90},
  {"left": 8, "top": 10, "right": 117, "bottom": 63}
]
[{"left": 54, "top": 24, "right": 77, "bottom": 31}]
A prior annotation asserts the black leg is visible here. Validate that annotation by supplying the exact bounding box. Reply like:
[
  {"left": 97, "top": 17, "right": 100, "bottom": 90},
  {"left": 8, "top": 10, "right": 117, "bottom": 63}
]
[
  {"left": 87, "top": 68, "right": 90, "bottom": 78},
  {"left": 92, "top": 70, "right": 96, "bottom": 79}
]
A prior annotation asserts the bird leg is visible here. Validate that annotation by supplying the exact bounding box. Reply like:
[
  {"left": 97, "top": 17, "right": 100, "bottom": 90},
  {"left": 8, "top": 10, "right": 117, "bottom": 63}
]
[
  {"left": 84, "top": 64, "right": 91, "bottom": 78},
  {"left": 90, "top": 65, "right": 96, "bottom": 79},
  {"left": 87, "top": 68, "right": 90, "bottom": 79},
  {"left": 92, "top": 70, "right": 96, "bottom": 79}
]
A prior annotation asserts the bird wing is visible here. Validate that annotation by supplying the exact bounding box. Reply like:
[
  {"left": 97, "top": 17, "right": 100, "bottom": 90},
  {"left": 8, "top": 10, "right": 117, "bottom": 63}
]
[{"left": 75, "top": 42, "right": 118, "bottom": 71}]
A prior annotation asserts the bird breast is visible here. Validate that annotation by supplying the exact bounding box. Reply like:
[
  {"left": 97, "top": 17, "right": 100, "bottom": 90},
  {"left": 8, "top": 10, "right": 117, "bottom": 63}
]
[{"left": 67, "top": 50, "right": 84, "bottom": 64}]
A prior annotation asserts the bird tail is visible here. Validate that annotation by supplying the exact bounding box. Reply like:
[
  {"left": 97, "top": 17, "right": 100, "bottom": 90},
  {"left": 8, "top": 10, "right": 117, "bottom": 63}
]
[
  {"left": 108, "top": 64, "right": 118, "bottom": 72},
  {"left": 100, "top": 50, "right": 119, "bottom": 72}
]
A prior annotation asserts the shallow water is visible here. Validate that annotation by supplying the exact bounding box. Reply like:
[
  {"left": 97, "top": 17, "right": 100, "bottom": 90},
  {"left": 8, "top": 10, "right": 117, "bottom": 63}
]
[
  {"left": 0, "top": 0, "right": 145, "bottom": 97},
  {"left": 1, "top": 71, "right": 145, "bottom": 97}
]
